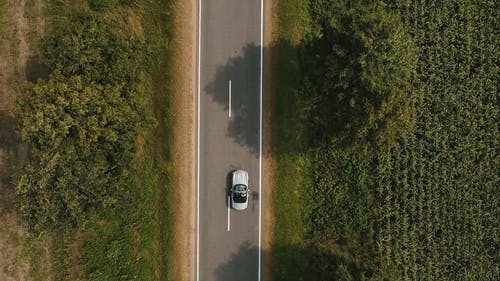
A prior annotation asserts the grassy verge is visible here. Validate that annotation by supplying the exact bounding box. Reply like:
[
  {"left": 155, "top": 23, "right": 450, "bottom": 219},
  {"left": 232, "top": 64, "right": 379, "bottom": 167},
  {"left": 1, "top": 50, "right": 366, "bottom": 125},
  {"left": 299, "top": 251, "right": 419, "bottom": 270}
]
[
  {"left": 43, "top": 1, "right": 176, "bottom": 280},
  {"left": 269, "top": 0, "right": 312, "bottom": 279},
  {"left": 78, "top": 1, "right": 177, "bottom": 280},
  {"left": 142, "top": 0, "right": 176, "bottom": 279}
]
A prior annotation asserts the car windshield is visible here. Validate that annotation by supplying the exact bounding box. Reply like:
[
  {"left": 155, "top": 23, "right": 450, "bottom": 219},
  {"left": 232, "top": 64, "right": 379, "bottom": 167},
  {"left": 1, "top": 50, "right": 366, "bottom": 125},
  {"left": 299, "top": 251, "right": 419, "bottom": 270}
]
[
  {"left": 233, "top": 184, "right": 248, "bottom": 203},
  {"left": 234, "top": 184, "right": 247, "bottom": 192}
]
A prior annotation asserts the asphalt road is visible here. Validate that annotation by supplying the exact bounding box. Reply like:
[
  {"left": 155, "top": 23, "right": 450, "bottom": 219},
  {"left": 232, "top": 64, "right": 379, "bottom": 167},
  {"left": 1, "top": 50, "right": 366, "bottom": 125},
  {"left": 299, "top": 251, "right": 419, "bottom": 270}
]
[{"left": 197, "top": 0, "right": 263, "bottom": 280}]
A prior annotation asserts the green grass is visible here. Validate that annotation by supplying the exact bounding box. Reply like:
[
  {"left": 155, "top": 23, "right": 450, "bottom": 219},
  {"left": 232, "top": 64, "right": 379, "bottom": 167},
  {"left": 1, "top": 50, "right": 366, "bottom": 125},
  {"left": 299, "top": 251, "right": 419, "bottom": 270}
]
[
  {"left": 270, "top": 0, "right": 313, "bottom": 279},
  {"left": 276, "top": 0, "right": 310, "bottom": 44},
  {"left": 81, "top": 156, "right": 163, "bottom": 281},
  {"left": 142, "top": 0, "right": 175, "bottom": 279}
]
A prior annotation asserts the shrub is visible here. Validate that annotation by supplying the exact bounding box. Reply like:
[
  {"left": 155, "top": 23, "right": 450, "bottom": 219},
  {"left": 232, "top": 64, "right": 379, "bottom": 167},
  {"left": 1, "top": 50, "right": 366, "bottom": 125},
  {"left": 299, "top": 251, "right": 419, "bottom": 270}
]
[
  {"left": 89, "top": 0, "right": 115, "bottom": 11},
  {"left": 42, "top": 12, "right": 146, "bottom": 89},
  {"left": 119, "top": 0, "right": 140, "bottom": 7},
  {"left": 15, "top": 74, "right": 139, "bottom": 231}
]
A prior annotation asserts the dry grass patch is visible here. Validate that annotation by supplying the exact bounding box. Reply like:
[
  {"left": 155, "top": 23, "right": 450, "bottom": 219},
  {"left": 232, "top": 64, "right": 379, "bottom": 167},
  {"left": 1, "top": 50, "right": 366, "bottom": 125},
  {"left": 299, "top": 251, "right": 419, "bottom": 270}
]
[
  {"left": 0, "top": 189, "right": 29, "bottom": 281},
  {"left": 0, "top": 1, "right": 52, "bottom": 280}
]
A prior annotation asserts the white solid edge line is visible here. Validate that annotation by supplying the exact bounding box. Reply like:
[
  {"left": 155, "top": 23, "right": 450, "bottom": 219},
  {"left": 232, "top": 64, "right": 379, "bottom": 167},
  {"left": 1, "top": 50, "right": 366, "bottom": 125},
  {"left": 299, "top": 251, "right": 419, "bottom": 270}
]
[
  {"left": 229, "top": 80, "right": 232, "bottom": 117},
  {"left": 227, "top": 196, "right": 231, "bottom": 231},
  {"left": 258, "top": 0, "right": 264, "bottom": 280},
  {"left": 196, "top": 0, "right": 201, "bottom": 279}
]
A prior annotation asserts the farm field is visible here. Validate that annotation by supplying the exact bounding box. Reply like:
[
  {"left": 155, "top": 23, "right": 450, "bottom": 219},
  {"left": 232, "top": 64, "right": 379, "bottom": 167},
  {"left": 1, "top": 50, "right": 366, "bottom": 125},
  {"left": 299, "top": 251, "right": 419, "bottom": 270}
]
[{"left": 269, "top": 0, "right": 499, "bottom": 280}]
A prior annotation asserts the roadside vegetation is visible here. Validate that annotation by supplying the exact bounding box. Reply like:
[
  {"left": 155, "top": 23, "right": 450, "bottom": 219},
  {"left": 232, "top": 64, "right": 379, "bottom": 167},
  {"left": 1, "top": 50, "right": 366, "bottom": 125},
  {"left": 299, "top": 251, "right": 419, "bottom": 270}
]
[
  {"left": 5, "top": 0, "right": 177, "bottom": 280},
  {"left": 270, "top": 0, "right": 499, "bottom": 280},
  {"left": 16, "top": 12, "right": 152, "bottom": 232}
]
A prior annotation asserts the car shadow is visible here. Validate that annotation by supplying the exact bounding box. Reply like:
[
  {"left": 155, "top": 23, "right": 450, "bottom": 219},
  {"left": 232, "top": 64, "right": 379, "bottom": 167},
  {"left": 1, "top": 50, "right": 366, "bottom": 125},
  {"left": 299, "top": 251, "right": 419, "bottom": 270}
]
[{"left": 225, "top": 170, "right": 234, "bottom": 208}]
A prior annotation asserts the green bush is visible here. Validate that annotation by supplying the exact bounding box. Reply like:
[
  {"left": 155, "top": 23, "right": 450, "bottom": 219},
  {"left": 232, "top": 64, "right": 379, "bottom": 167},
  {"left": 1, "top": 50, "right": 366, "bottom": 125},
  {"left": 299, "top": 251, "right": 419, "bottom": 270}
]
[
  {"left": 15, "top": 74, "right": 139, "bottom": 231},
  {"left": 42, "top": 12, "right": 146, "bottom": 90},
  {"left": 119, "top": 0, "right": 140, "bottom": 7},
  {"left": 89, "top": 0, "right": 115, "bottom": 11}
]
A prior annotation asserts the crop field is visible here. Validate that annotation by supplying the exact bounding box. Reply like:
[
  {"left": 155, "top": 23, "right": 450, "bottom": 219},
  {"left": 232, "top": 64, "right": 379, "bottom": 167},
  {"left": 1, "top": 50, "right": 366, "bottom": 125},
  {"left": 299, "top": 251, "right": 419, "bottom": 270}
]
[
  {"left": 371, "top": 1, "right": 498, "bottom": 279},
  {"left": 272, "top": 0, "right": 499, "bottom": 280}
]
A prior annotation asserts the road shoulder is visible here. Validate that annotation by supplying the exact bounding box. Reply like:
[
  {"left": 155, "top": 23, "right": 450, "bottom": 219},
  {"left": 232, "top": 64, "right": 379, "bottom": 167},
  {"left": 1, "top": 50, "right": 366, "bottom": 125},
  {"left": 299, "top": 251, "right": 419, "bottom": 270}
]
[{"left": 169, "top": 0, "right": 197, "bottom": 280}]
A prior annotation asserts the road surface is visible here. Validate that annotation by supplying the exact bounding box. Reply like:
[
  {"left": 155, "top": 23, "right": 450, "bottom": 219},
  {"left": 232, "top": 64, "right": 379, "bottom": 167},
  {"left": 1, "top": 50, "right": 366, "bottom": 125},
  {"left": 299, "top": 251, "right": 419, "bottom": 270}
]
[{"left": 196, "top": 0, "right": 263, "bottom": 280}]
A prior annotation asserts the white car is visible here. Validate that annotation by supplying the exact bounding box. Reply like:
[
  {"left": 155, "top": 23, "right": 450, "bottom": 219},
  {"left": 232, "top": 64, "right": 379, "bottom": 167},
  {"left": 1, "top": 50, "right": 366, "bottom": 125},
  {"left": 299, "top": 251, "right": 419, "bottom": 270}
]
[{"left": 230, "top": 170, "right": 249, "bottom": 210}]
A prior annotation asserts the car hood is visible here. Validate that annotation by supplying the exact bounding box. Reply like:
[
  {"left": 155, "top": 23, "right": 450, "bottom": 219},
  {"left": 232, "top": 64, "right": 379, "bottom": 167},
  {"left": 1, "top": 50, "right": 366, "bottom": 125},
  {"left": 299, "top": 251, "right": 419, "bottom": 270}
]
[{"left": 232, "top": 170, "right": 248, "bottom": 186}]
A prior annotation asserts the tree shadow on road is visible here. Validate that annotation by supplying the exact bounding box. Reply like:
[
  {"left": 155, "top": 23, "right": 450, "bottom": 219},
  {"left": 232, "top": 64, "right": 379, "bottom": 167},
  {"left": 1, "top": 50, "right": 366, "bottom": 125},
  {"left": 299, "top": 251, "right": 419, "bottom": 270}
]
[
  {"left": 215, "top": 240, "right": 364, "bottom": 281},
  {"left": 205, "top": 44, "right": 261, "bottom": 156},
  {"left": 215, "top": 241, "right": 259, "bottom": 281},
  {"left": 204, "top": 39, "right": 319, "bottom": 159}
]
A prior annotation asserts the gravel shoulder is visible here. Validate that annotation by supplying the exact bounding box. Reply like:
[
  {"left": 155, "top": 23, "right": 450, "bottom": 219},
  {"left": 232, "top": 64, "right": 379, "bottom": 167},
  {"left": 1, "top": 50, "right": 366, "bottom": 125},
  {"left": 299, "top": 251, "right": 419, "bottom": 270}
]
[{"left": 168, "top": 0, "right": 197, "bottom": 280}]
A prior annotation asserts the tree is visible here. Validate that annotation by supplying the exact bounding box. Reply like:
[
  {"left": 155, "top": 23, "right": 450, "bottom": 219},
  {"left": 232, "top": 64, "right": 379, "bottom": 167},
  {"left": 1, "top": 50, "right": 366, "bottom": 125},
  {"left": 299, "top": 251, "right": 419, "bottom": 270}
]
[
  {"left": 305, "top": 0, "right": 418, "bottom": 151},
  {"left": 42, "top": 12, "right": 145, "bottom": 92},
  {"left": 15, "top": 74, "right": 140, "bottom": 231},
  {"left": 15, "top": 13, "right": 153, "bottom": 231}
]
